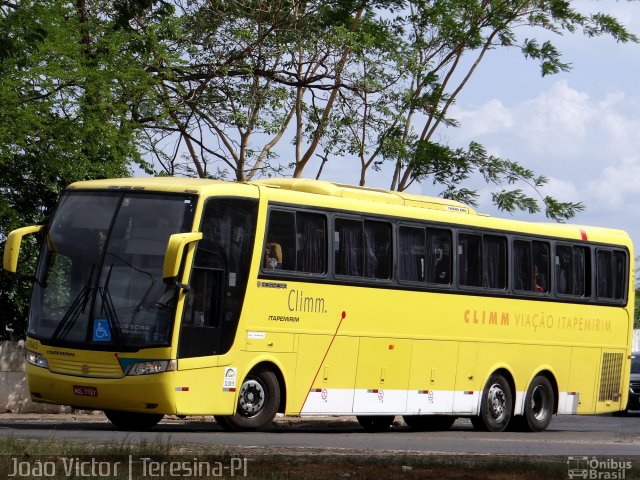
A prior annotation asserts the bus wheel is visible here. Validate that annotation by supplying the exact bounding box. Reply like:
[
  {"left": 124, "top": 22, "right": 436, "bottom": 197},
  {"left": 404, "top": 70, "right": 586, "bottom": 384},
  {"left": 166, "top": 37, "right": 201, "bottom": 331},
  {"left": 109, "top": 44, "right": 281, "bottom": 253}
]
[
  {"left": 403, "top": 415, "right": 456, "bottom": 431},
  {"left": 356, "top": 415, "right": 395, "bottom": 432},
  {"left": 213, "top": 415, "right": 234, "bottom": 431},
  {"left": 103, "top": 410, "right": 164, "bottom": 431},
  {"left": 521, "top": 375, "right": 555, "bottom": 432},
  {"left": 473, "top": 373, "right": 513, "bottom": 432},
  {"left": 222, "top": 368, "right": 281, "bottom": 431}
]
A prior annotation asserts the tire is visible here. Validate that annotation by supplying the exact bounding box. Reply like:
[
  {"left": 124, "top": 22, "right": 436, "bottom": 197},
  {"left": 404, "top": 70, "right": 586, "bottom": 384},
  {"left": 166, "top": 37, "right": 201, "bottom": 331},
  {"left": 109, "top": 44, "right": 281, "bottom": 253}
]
[
  {"left": 521, "top": 375, "right": 555, "bottom": 432},
  {"left": 104, "top": 410, "right": 164, "bottom": 431},
  {"left": 472, "top": 373, "right": 513, "bottom": 432},
  {"left": 356, "top": 415, "right": 395, "bottom": 432},
  {"left": 403, "top": 415, "right": 456, "bottom": 431},
  {"left": 220, "top": 368, "right": 280, "bottom": 431},
  {"left": 214, "top": 415, "right": 235, "bottom": 431}
]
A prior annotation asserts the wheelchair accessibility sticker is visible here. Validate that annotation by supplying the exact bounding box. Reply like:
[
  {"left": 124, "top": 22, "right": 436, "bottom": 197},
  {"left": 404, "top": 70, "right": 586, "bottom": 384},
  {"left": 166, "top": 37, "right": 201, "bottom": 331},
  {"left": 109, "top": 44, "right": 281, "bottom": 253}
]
[{"left": 93, "top": 319, "right": 112, "bottom": 342}]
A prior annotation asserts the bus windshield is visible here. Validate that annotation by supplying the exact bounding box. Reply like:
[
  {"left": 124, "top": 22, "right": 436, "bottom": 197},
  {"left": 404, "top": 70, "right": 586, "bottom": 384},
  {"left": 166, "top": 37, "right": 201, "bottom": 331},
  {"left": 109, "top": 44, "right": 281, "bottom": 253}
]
[{"left": 29, "top": 191, "right": 196, "bottom": 350}]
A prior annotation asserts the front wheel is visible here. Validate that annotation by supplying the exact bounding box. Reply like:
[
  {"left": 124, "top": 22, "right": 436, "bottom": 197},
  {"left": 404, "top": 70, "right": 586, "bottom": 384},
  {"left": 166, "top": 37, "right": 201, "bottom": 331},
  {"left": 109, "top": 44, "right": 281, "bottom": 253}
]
[
  {"left": 472, "top": 373, "right": 513, "bottom": 432},
  {"left": 219, "top": 368, "right": 281, "bottom": 431},
  {"left": 104, "top": 410, "right": 164, "bottom": 430},
  {"left": 356, "top": 415, "right": 395, "bottom": 432}
]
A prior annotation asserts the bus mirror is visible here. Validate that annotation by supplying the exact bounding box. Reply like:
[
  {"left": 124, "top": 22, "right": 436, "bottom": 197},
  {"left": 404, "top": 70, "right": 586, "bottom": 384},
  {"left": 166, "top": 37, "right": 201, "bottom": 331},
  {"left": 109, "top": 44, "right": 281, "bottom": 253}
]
[
  {"left": 2, "top": 225, "right": 44, "bottom": 274},
  {"left": 163, "top": 232, "right": 203, "bottom": 284}
]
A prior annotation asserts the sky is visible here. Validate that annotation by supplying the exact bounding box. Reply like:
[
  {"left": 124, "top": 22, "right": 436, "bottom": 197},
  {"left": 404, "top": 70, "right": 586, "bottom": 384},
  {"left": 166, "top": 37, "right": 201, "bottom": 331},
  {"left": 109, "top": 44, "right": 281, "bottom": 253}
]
[{"left": 317, "top": 0, "right": 640, "bottom": 258}]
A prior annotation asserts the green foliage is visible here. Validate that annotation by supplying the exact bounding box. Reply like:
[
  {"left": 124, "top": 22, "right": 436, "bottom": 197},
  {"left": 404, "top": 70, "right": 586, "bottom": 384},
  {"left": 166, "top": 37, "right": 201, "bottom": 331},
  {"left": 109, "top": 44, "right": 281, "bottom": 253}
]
[{"left": 0, "top": 0, "right": 170, "bottom": 339}]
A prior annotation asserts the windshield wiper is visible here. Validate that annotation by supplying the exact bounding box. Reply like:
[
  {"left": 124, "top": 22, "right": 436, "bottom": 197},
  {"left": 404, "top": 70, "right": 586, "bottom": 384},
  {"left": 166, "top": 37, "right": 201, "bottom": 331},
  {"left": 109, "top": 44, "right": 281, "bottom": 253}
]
[
  {"left": 51, "top": 264, "right": 95, "bottom": 341},
  {"left": 98, "top": 264, "right": 124, "bottom": 349}
]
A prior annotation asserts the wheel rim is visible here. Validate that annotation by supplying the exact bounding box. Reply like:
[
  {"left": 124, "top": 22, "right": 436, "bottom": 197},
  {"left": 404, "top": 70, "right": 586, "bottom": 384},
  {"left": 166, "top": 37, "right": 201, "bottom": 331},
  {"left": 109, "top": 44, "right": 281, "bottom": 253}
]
[
  {"left": 238, "top": 378, "right": 265, "bottom": 416},
  {"left": 488, "top": 383, "right": 508, "bottom": 422},
  {"left": 530, "top": 384, "right": 549, "bottom": 421}
]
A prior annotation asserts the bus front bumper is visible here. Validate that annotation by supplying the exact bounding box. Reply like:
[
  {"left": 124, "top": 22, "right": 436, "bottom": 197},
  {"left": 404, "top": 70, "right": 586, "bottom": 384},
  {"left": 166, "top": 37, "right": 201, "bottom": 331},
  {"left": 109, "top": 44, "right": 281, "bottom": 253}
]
[{"left": 26, "top": 365, "right": 178, "bottom": 414}]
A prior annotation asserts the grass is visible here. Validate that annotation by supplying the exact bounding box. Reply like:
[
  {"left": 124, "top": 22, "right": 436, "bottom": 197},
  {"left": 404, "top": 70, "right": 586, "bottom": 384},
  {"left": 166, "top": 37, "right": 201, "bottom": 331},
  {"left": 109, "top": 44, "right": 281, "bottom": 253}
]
[{"left": 2, "top": 436, "right": 634, "bottom": 479}]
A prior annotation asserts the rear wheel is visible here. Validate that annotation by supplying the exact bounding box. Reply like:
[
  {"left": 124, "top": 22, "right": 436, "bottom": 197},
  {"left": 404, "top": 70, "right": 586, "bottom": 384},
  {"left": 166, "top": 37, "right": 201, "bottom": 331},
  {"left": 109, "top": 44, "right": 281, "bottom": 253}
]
[
  {"left": 214, "top": 415, "right": 235, "bottom": 431},
  {"left": 356, "top": 415, "right": 395, "bottom": 432},
  {"left": 403, "top": 415, "right": 456, "bottom": 431},
  {"left": 521, "top": 375, "right": 555, "bottom": 432},
  {"left": 472, "top": 373, "right": 513, "bottom": 432},
  {"left": 104, "top": 410, "right": 164, "bottom": 431},
  {"left": 218, "top": 368, "right": 281, "bottom": 431}
]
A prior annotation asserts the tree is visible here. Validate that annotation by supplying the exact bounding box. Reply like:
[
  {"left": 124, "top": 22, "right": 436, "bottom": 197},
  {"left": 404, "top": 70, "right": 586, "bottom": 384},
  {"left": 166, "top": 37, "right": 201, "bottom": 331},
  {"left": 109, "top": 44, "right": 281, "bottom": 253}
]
[
  {"left": 0, "top": 0, "right": 171, "bottom": 338},
  {"left": 142, "top": 0, "right": 635, "bottom": 221}
]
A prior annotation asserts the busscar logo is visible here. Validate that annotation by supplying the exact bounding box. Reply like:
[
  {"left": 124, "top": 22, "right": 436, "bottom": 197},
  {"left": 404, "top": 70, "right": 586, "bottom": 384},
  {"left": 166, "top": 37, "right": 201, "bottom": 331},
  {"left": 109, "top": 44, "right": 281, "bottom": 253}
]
[{"left": 257, "top": 281, "right": 287, "bottom": 289}]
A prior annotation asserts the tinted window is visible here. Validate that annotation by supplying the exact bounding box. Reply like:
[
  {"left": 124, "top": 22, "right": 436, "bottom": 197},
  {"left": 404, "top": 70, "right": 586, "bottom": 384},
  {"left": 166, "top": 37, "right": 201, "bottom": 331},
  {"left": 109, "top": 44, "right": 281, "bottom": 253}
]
[
  {"left": 264, "top": 210, "right": 326, "bottom": 274},
  {"left": 334, "top": 218, "right": 391, "bottom": 279},
  {"left": 335, "top": 219, "right": 363, "bottom": 276},
  {"left": 364, "top": 221, "right": 391, "bottom": 279},
  {"left": 596, "top": 249, "right": 626, "bottom": 300},
  {"left": 556, "top": 245, "right": 590, "bottom": 297},
  {"left": 458, "top": 233, "right": 482, "bottom": 287},
  {"left": 398, "top": 226, "right": 425, "bottom": 282},
  {"left": 458, "top": 233, "right": 506, "bottom": 289},
  {"left": 397, "top": 226, "right": 451, "bottom": 285},
  {"left": 426, "top": 228, "right": 452, "bottom": 284},
  {"left": 513, "top": 240, "right": 550, "bottom": 293},
  {"left": 179, "top": 198, "right": 258, "bottom": 358}
]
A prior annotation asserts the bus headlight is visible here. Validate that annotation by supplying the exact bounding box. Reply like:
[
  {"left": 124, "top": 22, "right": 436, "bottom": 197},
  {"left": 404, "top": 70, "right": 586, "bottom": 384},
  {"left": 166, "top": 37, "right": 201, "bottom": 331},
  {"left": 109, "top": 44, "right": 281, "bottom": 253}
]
[
  {"left": 26, "top": 351, "right": 49, "bottom": 369},
  {"left": 126, "top": 360, "right": 177, "bottom": 376}
]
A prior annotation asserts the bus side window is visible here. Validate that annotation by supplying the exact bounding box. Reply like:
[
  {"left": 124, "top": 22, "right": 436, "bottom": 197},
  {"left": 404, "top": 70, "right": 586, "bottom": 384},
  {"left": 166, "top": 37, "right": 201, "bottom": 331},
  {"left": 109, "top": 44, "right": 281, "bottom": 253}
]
[
  {"left": 514, "top": 239, "right": 550, "bottom": 294},
  {"left": 459, "top": 233, "right": 506, "bottom": 289},
  {"left": 364, "top": 220, "right": 391, "bottom": 279},
  {"left": 458, "top": 233, "right": 482, "bottom": 287},
  {"left": 532, "top": 241, "right": 550, "bottom": 293},
  {"left": 296, "top": 212, "right": 326, "bottom": 274},
  {"left": 335, "top": 218, "right": 364, "bottom": 277},
  {"left": 264, "top": 210, "right": 295, "bottom": 270},
  {"left": 398, "top": 226, "right": 425, "bottom": 282},
  {"left": 556, "top": 245, "right": 590, "bottom": 297},
  {"left": 427, "top": 228, "right": 451, "bottom": 285},
  {"left": 335, "top": 218, "right": 391, "bottom": 279},
  {"left": 265, "top": 210, "right": 327, "bottom": 274},
  {"left": 597, "top": 249, "right": 627, "bottom": 300}
]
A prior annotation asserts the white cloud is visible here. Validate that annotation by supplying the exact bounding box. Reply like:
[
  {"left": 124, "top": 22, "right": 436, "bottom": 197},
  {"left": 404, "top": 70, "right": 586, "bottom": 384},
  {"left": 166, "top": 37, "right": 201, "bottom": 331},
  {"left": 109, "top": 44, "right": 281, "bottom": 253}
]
[
  {"left": 450, "top": 99, "right": 513, "bottom": 137},
  {"left": 587, "top": 157, "right": 640, "bottom": 210},
  {"left": 514, "top": 81, "right": 597, "bottom": 158},
  {"left": 448, "top": 78, "right": 640, "bottom": 247}
]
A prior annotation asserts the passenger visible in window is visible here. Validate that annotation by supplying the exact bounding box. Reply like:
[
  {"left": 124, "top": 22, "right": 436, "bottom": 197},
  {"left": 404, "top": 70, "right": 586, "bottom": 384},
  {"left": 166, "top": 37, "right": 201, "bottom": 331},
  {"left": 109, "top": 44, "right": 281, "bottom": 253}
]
[
  {"left": 534, "top": 265, "right": 544, "bottom": 293},
  {"left": 264, "top": 241, "right": 282, "bottom": 269},
  {"left": 434, "top": 245, "right": 450, "bottom": 284}
]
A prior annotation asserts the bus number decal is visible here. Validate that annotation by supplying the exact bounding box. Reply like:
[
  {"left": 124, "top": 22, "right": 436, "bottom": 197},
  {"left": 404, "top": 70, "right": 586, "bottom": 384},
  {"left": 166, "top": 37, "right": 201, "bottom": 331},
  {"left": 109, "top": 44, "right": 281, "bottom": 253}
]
[{"left": 223, "top": 368, "right": 237, "bottom": 392}]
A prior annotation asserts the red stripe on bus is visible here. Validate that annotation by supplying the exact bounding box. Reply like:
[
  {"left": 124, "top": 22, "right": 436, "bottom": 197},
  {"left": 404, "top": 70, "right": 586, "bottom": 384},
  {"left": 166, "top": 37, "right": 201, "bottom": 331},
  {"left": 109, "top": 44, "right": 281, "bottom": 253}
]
[{"left": 580, "top": 229, "right": 587, "bottom": 240}]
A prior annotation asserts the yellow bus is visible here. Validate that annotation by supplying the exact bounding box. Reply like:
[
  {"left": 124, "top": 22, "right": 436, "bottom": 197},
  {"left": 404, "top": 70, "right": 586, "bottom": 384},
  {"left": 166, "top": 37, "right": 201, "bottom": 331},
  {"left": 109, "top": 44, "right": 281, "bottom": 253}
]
[{"left": 3, "top": 177, "right": 635, "bottom": 432}]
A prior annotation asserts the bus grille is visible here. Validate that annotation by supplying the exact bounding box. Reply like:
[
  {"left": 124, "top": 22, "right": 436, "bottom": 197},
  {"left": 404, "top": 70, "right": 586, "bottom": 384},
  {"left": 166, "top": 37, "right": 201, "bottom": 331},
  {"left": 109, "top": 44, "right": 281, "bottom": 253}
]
[
  {"left": 48, "top": 358, "right": 123, "bottom": 378},
  {"left": 598, "top": 352, "right": 623, "bottom": 402}
]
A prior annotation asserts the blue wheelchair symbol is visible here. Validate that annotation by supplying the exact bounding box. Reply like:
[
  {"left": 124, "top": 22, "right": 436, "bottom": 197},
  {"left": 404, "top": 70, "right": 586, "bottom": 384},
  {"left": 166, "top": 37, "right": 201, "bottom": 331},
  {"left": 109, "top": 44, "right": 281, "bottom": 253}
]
[{"left": 93, "top": 319, "right": 112, "bottom": 342}]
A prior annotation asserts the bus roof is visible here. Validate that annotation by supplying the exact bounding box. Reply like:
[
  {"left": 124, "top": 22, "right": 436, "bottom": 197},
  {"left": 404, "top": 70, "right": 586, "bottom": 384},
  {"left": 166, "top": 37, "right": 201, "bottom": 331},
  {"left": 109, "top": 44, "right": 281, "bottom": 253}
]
[
  {"left": 66, "top": 177, "right": 632, "bottom": 248},
  {"left": 255, "top": 178, "right": 477, "bottom": 214}
]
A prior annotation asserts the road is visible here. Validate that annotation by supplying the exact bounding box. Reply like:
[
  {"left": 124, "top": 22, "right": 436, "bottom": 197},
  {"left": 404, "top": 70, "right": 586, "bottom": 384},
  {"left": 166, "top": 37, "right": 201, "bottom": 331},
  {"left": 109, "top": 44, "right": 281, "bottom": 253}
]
[{"left": 0, "top": 412, "right": 639, "bottom": 458}]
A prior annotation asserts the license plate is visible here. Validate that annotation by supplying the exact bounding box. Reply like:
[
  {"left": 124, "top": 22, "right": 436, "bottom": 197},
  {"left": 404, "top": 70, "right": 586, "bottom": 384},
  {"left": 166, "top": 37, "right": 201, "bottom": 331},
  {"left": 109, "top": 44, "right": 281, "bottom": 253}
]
[{"left": 73, "top": 385, "right": 98, "bottom": 397}]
